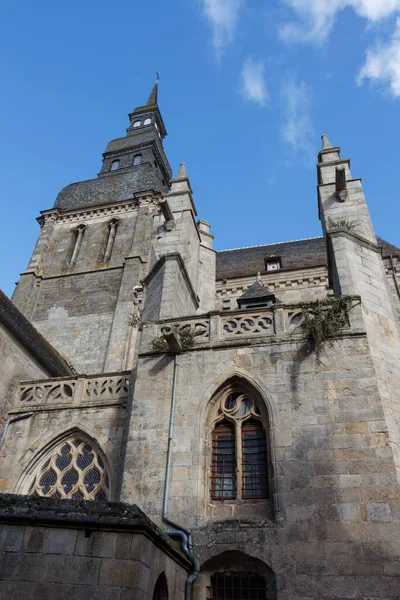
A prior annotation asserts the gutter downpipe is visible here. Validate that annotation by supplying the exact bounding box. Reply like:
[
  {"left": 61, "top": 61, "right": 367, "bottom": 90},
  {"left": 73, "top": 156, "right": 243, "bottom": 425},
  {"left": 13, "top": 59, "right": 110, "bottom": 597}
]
[
  {"left": 0, "top": 412, "right": 34, "bottom": 450},
  {"left": 162, "top": 353, "right": 200, "bottom": 600}
]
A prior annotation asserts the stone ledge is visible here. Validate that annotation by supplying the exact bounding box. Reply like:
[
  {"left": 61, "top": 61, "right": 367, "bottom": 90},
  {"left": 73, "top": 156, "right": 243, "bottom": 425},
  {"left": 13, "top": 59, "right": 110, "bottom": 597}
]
[{"left": 0, "top": 494, "right": 191, "bottom": 570}]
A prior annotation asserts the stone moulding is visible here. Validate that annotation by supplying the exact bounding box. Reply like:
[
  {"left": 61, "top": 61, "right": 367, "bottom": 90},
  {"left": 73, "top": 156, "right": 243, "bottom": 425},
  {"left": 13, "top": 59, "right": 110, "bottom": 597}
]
[
  {"left": 141, "top": 296, "right": 365, "bottom": 354},
  {"left": 16, "top": 371, "right": 131, "bottom": 412},
  {"left": 38, "top": 199, "right": 141, "bottom": 227}
]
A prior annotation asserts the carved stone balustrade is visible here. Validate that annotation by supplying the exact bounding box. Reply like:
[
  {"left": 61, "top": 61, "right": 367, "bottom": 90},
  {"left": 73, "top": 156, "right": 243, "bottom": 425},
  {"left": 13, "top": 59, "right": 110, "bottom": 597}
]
[
  {"left": 141, "top": 298, "right": 365, "bottom": 353},
  {"left": 16, "top": 372, "right": 131, "bottom": 412}
]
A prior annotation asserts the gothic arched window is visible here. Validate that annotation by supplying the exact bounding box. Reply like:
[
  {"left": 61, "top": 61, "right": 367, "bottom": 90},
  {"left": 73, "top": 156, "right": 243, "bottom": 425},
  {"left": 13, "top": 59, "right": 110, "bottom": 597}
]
[
  {"left": 67, "top": 224, "right": 86, "bottom": 268},
  {"left": 26, "top": 435, "right": 110, "bottom": 501},
  {"left": 111, "top": 160, "right": 120, "bottom": 171},
  {"left": 103, "top": 218, "right": 119, "bottom": 263},
  {"left": 210, "top": 387, "right": 269, "bottom": 501},
  {"left": 133, "top": 154, "right": 142, "bottom": 166}
]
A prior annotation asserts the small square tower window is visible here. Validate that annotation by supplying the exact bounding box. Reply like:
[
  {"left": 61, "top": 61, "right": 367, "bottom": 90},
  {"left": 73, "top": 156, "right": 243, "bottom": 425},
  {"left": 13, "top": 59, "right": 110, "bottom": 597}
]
[{"left": 265, "top": 258, "right": 281, "bottom": 271}]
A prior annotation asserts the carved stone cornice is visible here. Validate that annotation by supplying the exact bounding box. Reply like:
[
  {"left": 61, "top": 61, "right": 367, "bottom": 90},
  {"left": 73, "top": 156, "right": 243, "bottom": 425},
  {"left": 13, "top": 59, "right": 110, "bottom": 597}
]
[
  {"left": 37, "top": 193, "right": 163, "bottom": 227},
  {"left": 216, "top": 266, "right": 329, "bottom": 298}
]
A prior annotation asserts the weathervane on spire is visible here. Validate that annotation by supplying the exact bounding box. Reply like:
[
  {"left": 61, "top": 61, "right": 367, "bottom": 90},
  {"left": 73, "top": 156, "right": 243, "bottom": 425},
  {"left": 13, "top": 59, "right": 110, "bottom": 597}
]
[{"left": 156, "top": 71, "right": 160, "bottom": 81}]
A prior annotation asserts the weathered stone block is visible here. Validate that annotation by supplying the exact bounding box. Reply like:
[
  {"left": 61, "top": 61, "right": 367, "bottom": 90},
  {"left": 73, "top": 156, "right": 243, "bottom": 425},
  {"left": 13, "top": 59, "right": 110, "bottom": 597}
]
[
  {"left": 367, "top": 503, "right": 392, "bottom": 523},
  {"left": 98, "top": 558, "right": 139, "bottom": 587},
  {"left": 43, "top": 528, "right": 77, "bottom": 555},
  {"left": 0, "top": 525, "right": 24, "bottom": 552}
]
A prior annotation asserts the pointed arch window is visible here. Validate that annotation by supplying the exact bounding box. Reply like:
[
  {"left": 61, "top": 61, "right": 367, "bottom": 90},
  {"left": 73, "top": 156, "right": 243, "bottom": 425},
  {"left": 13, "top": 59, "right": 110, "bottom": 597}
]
[
  {"left": 153, "top": 572, "right": 168, "bottom": 600},
  {"left": 103, "top": 218, "right": 119, "bottom": 263},
  {"left": 67, "top": 224, "right": 86, "bottom": 268},
  {"left": 210, "top": 388, "right": 269, "bottom": 501},
  {"left": 111, "top": 160, "right": 120, "bottom": 171},
  {"left": 26, "top": 435, "right": 110, "bottom": 501},
  {"left": 133, "top": 154, "right": 142, "bottom": 166}
]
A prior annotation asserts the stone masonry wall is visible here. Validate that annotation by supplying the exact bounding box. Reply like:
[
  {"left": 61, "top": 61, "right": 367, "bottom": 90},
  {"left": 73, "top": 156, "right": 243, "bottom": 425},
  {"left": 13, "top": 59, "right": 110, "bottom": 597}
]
[
  {"left": 0, "top": 323, "right": 49, "bottom": 426},
  {"left": 121, "top": 330, "right": 400, "bottom": 598},
  {"left": 0, "top": 496, "right": 189, "bottom": 600},
  {"left": 318, "top": 147, "right": 400, "bottom": 482}
]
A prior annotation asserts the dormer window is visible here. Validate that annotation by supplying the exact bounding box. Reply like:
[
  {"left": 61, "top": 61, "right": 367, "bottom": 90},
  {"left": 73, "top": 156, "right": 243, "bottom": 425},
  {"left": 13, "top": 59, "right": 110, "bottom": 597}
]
[
  {"left": 111, "top": 160, "right": 120, "bottom": 171},
  {"left": 237, "top": 275, "right": 278, "bottom": 310},
  {"left": 143, "top": 117, "right": 152, "bottom": 125},
  {"left": 133, "top": 154, "right": 142, "bottom": 166},
  {"left": 265, "top": 258, "right": 281, "bottom": 271},
  {"left": 133, "top": 120, "right": 141, "bottom": 128}
]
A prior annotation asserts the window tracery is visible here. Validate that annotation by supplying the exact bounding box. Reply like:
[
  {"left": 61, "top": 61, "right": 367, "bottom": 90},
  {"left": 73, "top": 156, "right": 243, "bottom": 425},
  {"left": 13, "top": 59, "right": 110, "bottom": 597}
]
[
  {"left": 26, "top": 436, "right": 110, "bottom": 501},
  {"left": 210, "top": 387, "right": 269, "bottom": 501}
]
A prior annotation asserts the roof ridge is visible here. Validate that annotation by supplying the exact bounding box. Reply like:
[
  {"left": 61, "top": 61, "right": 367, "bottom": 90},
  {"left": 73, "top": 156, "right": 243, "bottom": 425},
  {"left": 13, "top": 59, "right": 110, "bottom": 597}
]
[{"left": 217, "top": 236, "right": 323, "bottom": 253}]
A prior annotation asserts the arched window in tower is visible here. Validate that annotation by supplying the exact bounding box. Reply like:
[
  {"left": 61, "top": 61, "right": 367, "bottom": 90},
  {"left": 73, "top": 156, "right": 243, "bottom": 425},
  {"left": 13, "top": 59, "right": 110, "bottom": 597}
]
[
  {"left": 144, "top": 117, "right": 152, "bottom": 125},
  {"left": 133, "top": 120, "right": 141, "bottom": 127},
  {"left": 103, "top": 218, "right": 119, "bottom": 263},
  {"left": 133, "top": 154, "right": 142, "bottom": 166},
  {"left": 210, "top": 384, "right": 269, "bottom": 501},
  {"left": 25, "top": 434, "right": 110, "bottom": 501},
  {"left": 67, "top": 224, "right": 86, "bottom": 268},
  {"left": 111, "top": 160, "right": 120, "bottom": 171}
]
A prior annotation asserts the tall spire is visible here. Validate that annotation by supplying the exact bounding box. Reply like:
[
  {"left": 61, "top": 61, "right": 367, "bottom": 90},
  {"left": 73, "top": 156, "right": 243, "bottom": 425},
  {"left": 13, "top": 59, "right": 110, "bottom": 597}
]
[
  {"left": 146, "top": 79, "right": 159, "bottom": 106},
  {"left": 321, "top": 134, "right": 332, "bottom": 150}
]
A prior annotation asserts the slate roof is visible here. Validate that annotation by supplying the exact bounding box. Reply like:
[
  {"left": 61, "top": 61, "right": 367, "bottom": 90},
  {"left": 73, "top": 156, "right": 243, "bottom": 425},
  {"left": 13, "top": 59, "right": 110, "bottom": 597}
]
[
  {"left": 216, "top": 236, "right": 400, "bottom": 280},
  {"left": 0, "top": 290, "right": 74, "bottom": 377},
  {"left": 239, "top": 279, "right": 275, "bottom": 300}
]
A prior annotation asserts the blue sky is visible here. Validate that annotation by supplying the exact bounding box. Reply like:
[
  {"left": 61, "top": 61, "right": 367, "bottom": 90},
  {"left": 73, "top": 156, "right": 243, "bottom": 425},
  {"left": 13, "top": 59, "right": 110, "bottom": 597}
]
[{"left": 1, "top": 0, "right": 400, "bottom": 297}]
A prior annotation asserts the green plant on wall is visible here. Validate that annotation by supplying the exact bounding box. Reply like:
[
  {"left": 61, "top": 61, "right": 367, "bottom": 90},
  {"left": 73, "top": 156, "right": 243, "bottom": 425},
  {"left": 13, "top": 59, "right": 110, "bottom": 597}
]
[
  {"left": 300, "top": 295, "right": 356, "bottom": 360},
  {"left": 327, "top": 217, "right": 357, "bottom": 232},
  {"left": 151, "top": 336, "right": 168, "bottom": 352},
  {"left": 151, "top": 327, "right": 196, "bottom": 352}
]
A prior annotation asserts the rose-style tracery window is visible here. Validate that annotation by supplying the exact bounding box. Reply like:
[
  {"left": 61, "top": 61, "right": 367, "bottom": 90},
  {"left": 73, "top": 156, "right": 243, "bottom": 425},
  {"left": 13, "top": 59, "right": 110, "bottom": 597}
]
[
  {"left": 27, "top": 436, "right": 110, "bottom": 501},
  {"left": 211, "top": 390, "right": 269, "bottom": 501}
]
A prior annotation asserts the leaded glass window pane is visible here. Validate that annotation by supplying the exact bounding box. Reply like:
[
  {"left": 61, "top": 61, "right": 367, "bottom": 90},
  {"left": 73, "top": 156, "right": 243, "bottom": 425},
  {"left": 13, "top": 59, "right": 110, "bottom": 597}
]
[{"left": 28, "top": 437, "right": 109, "bottom": 501}]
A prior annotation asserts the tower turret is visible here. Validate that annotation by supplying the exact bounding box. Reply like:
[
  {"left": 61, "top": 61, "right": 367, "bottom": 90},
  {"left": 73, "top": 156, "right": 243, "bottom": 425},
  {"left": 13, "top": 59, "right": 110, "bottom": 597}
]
[{"left": 55, "top": 81, "right": 172, "bottom": 212}]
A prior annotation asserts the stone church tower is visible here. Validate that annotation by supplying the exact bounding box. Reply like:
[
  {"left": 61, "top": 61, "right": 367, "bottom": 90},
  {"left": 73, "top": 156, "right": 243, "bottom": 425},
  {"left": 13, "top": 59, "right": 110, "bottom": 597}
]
[{"left": 0, "top": 82, "right": 400, "bottom": 599}]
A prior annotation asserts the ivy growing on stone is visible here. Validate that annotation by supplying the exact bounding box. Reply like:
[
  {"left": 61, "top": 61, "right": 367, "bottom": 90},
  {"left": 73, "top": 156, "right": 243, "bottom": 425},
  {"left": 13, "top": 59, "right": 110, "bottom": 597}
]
[
  {"left": 327, "top": 217, "right": 357, "bottom": 232},
  {"left": 151, "top": 336, "right": 168, "bottom": 352},
  {"left": 151, "top": 327, "right": 196, "bottom": 353},
  {"left": 300, "top": 295, "right": 356, "bottom": 360}
]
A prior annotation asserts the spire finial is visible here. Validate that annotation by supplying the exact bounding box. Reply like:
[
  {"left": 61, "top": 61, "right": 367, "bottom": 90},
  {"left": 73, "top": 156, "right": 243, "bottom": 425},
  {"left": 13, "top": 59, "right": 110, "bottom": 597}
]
[
  {"left": 256, "top": 271, "right": 262, "bottom": 283},
  {"left": 146, "top": 77, "right": 159, "bottom": 106},
  {"left": 178, "top": 162, "right": 187, "bottom": 179},
  {"left": 321, "top": 134, "right": 332, "bottom": 150}
]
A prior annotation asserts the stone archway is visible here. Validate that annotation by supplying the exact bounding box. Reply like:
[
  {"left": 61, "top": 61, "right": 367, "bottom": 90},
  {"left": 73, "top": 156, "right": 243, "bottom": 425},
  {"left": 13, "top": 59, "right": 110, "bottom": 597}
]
[{"left": 152, "top": 571, "right": 169, "bottom": 600}]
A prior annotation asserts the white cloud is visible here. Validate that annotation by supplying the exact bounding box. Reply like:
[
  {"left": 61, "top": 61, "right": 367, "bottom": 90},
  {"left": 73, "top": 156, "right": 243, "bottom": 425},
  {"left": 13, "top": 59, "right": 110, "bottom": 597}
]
[
  {"left": 358, "top": 18, "right": 400, "bottom": 96},
  {"left": 281, "top": 76, "right": 315, "bottom": 165},
  {"left": 280, "top": 0, "right": 400, "bottom": 44},
  {"left": 201, "top": 0, "right": 245, "bottom": 57},
  {"left": 240, "top": 59, "right": 269, "bottom": 106}
]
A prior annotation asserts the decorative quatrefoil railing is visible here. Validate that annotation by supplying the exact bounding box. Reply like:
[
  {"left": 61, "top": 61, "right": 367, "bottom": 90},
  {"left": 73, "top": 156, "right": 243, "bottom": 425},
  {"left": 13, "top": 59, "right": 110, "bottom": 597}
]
[
  {"left": 18, "top": 373, "right": 130, "bottom": 407},
  {"left": 221, "top": 313, "right": 274, "bottom": 337},
  {"left": 147, "top": 300, "right": 362, "bottom": 352}
]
